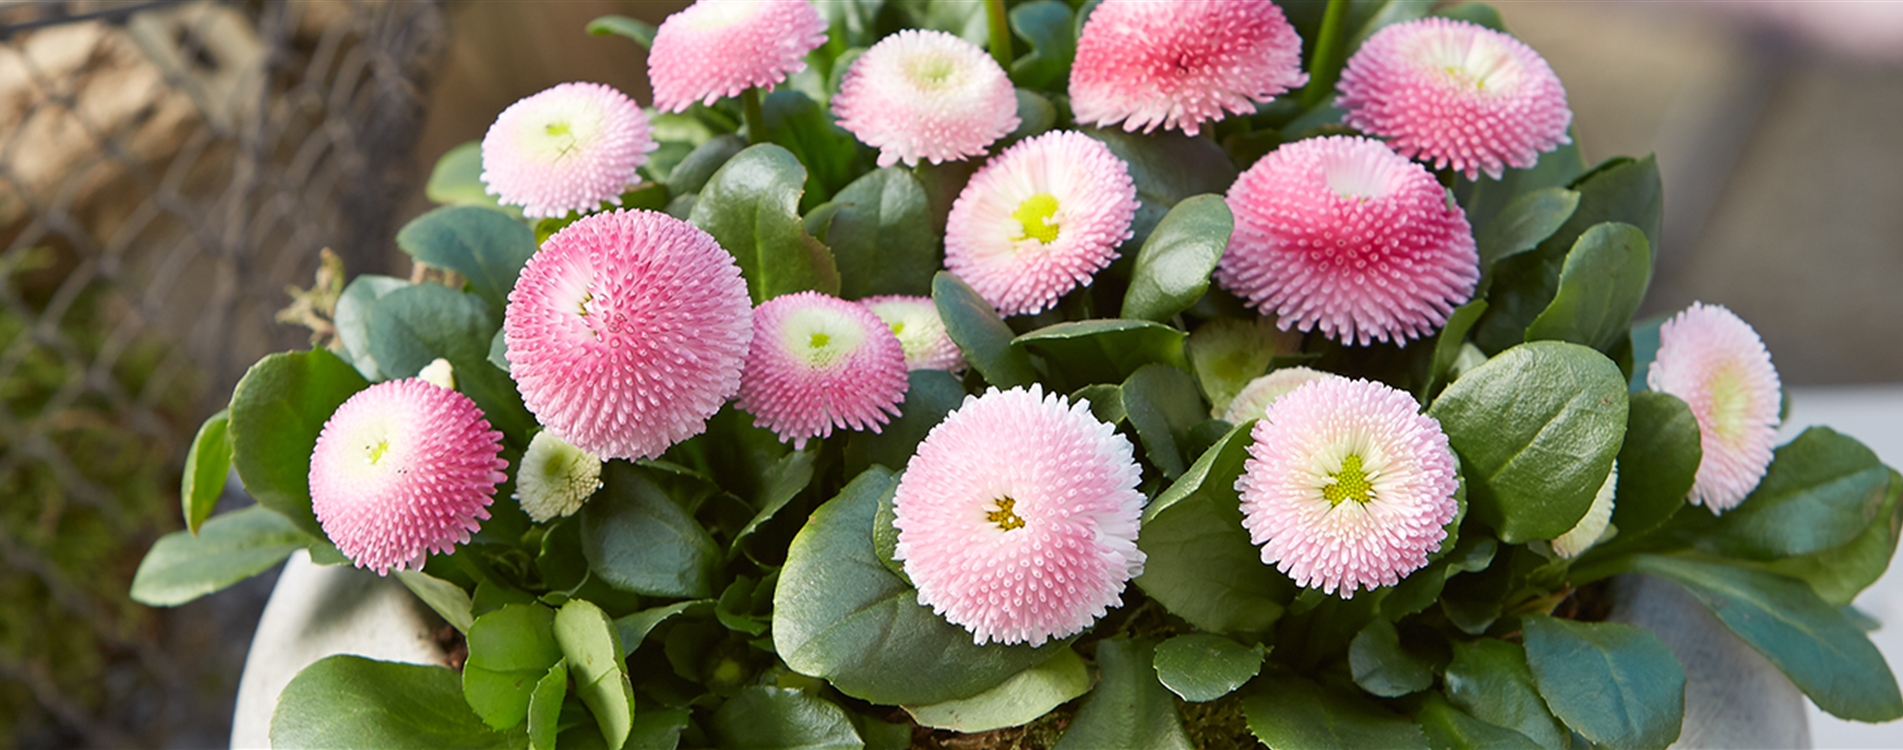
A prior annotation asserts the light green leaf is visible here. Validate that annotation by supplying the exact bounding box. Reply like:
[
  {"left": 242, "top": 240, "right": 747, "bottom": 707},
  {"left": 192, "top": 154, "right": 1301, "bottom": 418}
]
[
  {"left": 908, "top": 649, "right": 1091, "bottom": 732},
  {"left": 227, "top": 348, "right": 369, "bottom": 538},
  {"left": 1704, "top": 427, "right": 1889, "bottom": 560},
  {"left": 181, "top": 409, "right": 230, "bottom": 535},
  {"left": 710, "top": 687, "right": 863, "bottom": 750},
  {"left": 395, "top": 205, "right": 539, "bottom": 317},
  {"left": 582, "top": 462, "right": 721, "bottom": 598},
  {"left": 933, "top": 271, "right": 1035, "bottom": 388},
  {"left": 270, "top": 655, "right": 523, "bottom": 749},
  {"left": 1055, "top": 639, "right": 1191, "bottom": 750},
  {"left": 690, "top": 143, "right": 840, "bottom": 303},
  {"left": 817, "top": 167, "right": 935, "bottom": 299},
  {"left": 1243, "top": 670, "right": 1428, "bottom": 750},
  {"left": 131, "top": 506, "right": 311, "bottom": 607},
  {"left": 586, "top": 15, "right": 656, "bottom": 47},
  {"left": 1152, "top": 634, "right": 1265, "bottom": 702},
  {"left": 1524, "top": 222, "right": 1652, "bottom": 352},
  {"left": 395, "top": 569, "right": 475, "bottom": 634},
  {"left": 463, "top": 604, "right": 562, "bottom": 731},
  {"left": 1444, "top": 639, "right": 1568, "bottom": 750},
  {"left": 1121, "top": 195, "right": 1233, "bottom": 323},
  {"left": 1611, "top": 391, "right": 1700, "bottom": 539},
  {"left": 555, "top": 599, "right": 635, "bottom": 750},
  {"left": 425, "top": 140, "right": 523, "bottom": 219},
  {"left": 1414, "top": 692, "right": 1543, "bottom": 750},
  {"left": 1521, "top": 614, "right": 1684, "bottom": 750},
  {"left": 1013, "top": 319, "right": 1187, "bottom": 387},
  {"left": 528, "top": 659, "right": 566, "bottom": 750},
  {"left": 1185, "top": 318, "right": 1299, "bottom": 417},
  {"left": 1350, "top": 620, "right": 1433, "bottom": 698}
]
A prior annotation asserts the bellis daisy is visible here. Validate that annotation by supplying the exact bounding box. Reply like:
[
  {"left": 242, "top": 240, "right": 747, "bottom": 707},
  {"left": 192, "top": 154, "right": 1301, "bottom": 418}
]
[
  {"left": 480, "top": 82, "right": 657, "bottom": 219},
  {"left": 943, "top": 131, "right": 1138, "bottom": 316},
  {"left": 861, "top": 295, "right": 964, "bottom": 373},
  {"left": 515, "top": 431, "right": 604, "bottom": 523},
  {"left": 894, "top": 386, "right": 1145, "bottom": 647},
  {"left": 832, "top": 29, "right": 1020, "bottom": 168},
  {"left": 1336, "top": 18, "right": 1572, "bottom": 180},
  {"left": 736, "top": 291, "right": 909, "bottom": 448},
  {"left": 1646, "top": 303, "right": 1782, "bottom": 513},
  {"left": 1216, "top": 135, "right": 1478, "bottom": 346},
  {"left": 505, "top": 210, "right": 753, "bottom": 460},
  {"left": 1222, "top": 366, "right": 1338, "bottom": 424},
  {"left": 1237, "top": 377, "right": 1459, "bottom": 597},
  {"left": 648, "top": 0, "right": 829, "bottom": 113},
  {"left": 1551, "top": 462, "right": 1617, "bottom": 558},
  {"left": 1070, "top": 0, "right": 1307, "bottom": 136},
  {"left": 309, "top": 379, "right": 508, "bottom": 576}
]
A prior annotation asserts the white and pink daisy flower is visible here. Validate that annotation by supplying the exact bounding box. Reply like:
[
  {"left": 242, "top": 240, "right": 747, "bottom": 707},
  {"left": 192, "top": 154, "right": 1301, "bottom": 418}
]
[
  {"left": 832, "top": 29, "right": 1020, "bottom": 168},
  {"left": 1221, "top": 366, "right": 1338, "bottom": 424},
  {"left": 943, "top": 130, "right": 1138, "bottom": 317},
  {"left": 1238, "top": 377, "right": 1459, "bottom": 597},
  {"left": 894, "top": 386, "right": 1145, "bottom": 646},
  {"left": 1070, "top": 0, "right": 1307, "bottom": 136},
  {"left": 1216, "top": 135, "right": 1478, "bottom": 346},
  {"left": 1647, "top": 303, "right": 1782, "bottom": 513},
  {"left": 1336, "top": 17, "right": 1572, "bottom": 180},
  {"left": 861, "top": 295, "right": 965, "bottom": 373},
  {"left": 480, "top": 82, "right": 657, "bottom": 219},
  {"left": 648, "top": 0, "right": 829, "bottom": 113},
  {"left": 737, "top": 291, "right": 909, "bottom": 448},
  {"left": 505, "top": 210, "right": 753, "bottom": 460},
  {"left": 309, "top": 379, "right": 508, "bottom": 575}
]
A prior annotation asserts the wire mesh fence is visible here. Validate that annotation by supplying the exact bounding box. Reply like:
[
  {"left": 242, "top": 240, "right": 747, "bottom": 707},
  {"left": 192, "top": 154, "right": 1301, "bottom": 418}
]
[{"left": 0, "top": 1, "right": 444, "bottom": 745}]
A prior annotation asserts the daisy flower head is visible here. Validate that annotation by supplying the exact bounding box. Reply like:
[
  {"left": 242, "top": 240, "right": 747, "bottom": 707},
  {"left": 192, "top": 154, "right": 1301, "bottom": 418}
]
[
  {"left": 480, "top": 82, "right": 657, "bottom": 219},
  {"left": 861, "top": 295, "right": 965, "bottom": 373},
  {"left": 1070, "top": 0, "right": 1307, "bottom": 136},
  {"left": 309, "top": 379, "right": 508, "bottom": 575},
  {"left": 1646, "top": 303, "right": 1782, "bottom": 513},
  {"left": 736, "top": 291, "right": 909, "bottom": 449},
  {"left": 943, "top": 131, "right": 1138, "bottom": 317},
  {"left": 1215, "top": 135, "right": 1478, "bottom": 346},
  {"left": 832, "top": 29, "right": 1020, "bottom": 168},
  {"left": 894, "top": 385, "right": 1145, "bottom": 647},
  {"left": 514, "top": 430, "right": 604, "bottom": 523},
  {"left": 648, "top": 0, "right": 829, "bottom": 113},
  {"left": 1336, "top": 17, "right": 1572, "bottom": 180},
  {"left": 505, "top": 210, "right": 753, "bottom": 460},
  {"left": 1222, "top": 366, "right": 1338, "bottom": 424},
  {"left": 1237, "top": 377, "right": 1459, "bottom": 597}
]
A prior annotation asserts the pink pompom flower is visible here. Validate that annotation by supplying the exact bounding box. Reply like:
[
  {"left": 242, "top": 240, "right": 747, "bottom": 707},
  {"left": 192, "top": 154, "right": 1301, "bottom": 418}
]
[
  {"left": 861, "top": 295, "right": 965, "bottom": 373},
  {"left": 480, "top": 82, "right": 657, "bottom": 219},
  {"left": 1336, "top": 17, "right": 1572, "bottom": 180},
  {"left": 737, "top": 291, "right": 909, "bottom": 449},
  {"left": 832, "top": 29, "right": 1020, "bottom": 168},
  {"left": 894, "top": 385, "right": 1145, "bottom": 646},
  {"left": 1070, "top": 0, "right": 1307, "bottom": 137},
  {"left": 1238, "top": 377, "right": 1459, "bottom": 597},
  {"left": 505, "top": 210, "right": 753, "bottom": 460},
  {"left": 310, "top": 379, "right": 508, "bottom": 576},
  {"left": 648, "top": 0, "right": 829, "bottom": 113},
  {"left": 1216, "top": 135, "right": 1478, "bottom": 346},
  {"left": 1647, "top": 303, "right": 1782, "bottom": 513},
  {"left": 944, "top": 130, "right": 1138, "bottom": 317}
]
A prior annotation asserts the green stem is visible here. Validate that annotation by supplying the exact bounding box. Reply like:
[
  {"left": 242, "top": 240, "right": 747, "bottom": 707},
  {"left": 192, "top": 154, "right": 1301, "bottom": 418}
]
[
  {"left": 741, "top": 87, "right": 766, "bottom": 145},
  {"left": 1301, "top": 0, "right": 1351, "bottom": 109},
  {"left": 984, "top": 0, "right": 1013, "bottom": 71}
]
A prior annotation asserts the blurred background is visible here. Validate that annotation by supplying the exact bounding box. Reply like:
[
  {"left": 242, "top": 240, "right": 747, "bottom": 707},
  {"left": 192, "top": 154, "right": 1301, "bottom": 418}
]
[{"left": 0, "top": 1, "right": 1897, "bottom": 747}]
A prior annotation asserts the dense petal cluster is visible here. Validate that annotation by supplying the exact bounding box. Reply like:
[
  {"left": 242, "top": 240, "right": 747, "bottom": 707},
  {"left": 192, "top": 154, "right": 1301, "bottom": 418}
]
[
  {"left": 737, "top": 291, "right": 909, "bottom": 448},
  {"left": 505, "top": 210, "right": 753, "bottom": 460},
  {"left": 832, "top": 29, "right": 1020, "bottom": 167},
  {"left": 944, "top": 131, "right": 1137, "bottom": 316},
  {"left": 1070, "top": 0, "right": 1307, "bottom": 136},
  {"left": 481, "top": 82, "right": 656, "bottom": 219},
  {"left": 1216, "top": 136, "right": 1478, "bottom": 346},
  {"left": 895, "top": 386, "right": 1145, "bottom": 646},
  {"left": 1222, "top": 366, "right": 1337, "bottom": 424},
  {"left": 1238, "top": 377, "right": 1459, "bottom": 597},
  {"left": 648, "top": 0, "right": 829, "bottom": 112},
  {"left": 1337, "top": 18, "right": 1572, "bottom": 180},
  {"left": 514, "top": 430, "right": 604, "bottom": 523},
  {"left": 310, "top": 379, "right": 507, "bottom": 575},
  {"left": 1647, "top": 303, "right": 1782, "bottom": 512},
  {"left": 861, "top": 295, "right": 964, "bottom": 373}
]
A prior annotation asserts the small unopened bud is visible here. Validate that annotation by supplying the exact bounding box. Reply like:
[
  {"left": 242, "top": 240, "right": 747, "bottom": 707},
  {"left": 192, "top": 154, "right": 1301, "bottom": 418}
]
[
  {"left": 516, "top": 430, "right": 604, "bottom": 523},
  {"left": 418, "top": 358, "right": 456, "bottom": 390}
]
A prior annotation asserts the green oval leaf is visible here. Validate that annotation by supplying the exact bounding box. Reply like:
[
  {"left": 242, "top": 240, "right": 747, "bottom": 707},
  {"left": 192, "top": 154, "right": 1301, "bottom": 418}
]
[
  {"left": 425, "top": 140, "right": 523, "bottom": 219},
  {"left": 527, "top": 659, "right": 566, "bottom": 750},
  {"left": 1055, "top": 639, "right": 1192, "bottom": 750},
  {"left": 932, "top": 271, "right": 1035, "bottom": 388},
  {"left": 463, "top": 603, "right": 562, "bottom": 731},
  {"left": 848, "top": 369, "right": 966, "bottom": 473},
  {"left": 228, "top": 348, "right": 369, "bottom": 538},
  {"left": 366, "top": 282, "right": 535, "bottom": 443},
  {"left": 667, "top": 134, "right": 747, "bottom": 196},
  {"left": 1418, "top": 300, "right": 1489, "bottom": 401},
  {"left": 1703, "top": 427, "right": 1889, "bottom": 560},
  {"left": 1767, "top": 469, "right": 1903, "bottom": 606},
  {"left": 395, "top": 205, "right": 539, "bottom": 318},
  {"left": 1475, "top": 187, "right": 1579, "bottom": 284},
  {"left": 555, "top": 599, "right": 635, "bottom": 750},
  {"left": 585, "top": 14, "right": 655, "bottom": 47},
  {"left": 1611, "top": 391, "right": 1701, "bottom": 539},
  {"left": 1153, "top": 633, "right": 1266, "bottom": 702},
  {"left": 1121, "top": 195, "right": 1233, "bottom": 323},
  {"left": 1185, "top": 318, "right": 1300, "bottom": 416},
  {"left": 270, "top": 655, "right": 523, "bottom": 749},
  {"left": 1521, "top": 614, "right": 1685, "bottom": 750},
  {"left": 1443, "top": 639, "right": 1569, "bottom": 750},
  {"left": 1080, "top": 127, "right": 1238, "bottom": 246},
  {"left": 181, "top": 409, "right": 231, "bottom": 535},
  {"left": 1428, "top": 341, "right": 1627, "bottom": 543},
  {"left": 908, "top": 648, "right": 1091, "bottom": 732},
  {"left": 1243, "top": 670, "right": 1429, "bottom": 750},
  {"left": 394, "top": 569, "right": 476, "bottom": 633},
  {"left": 1349, "top": 620, "right": 1433, "bottom": 698},
  {"left": 819, "top": 167, "right": 935, "bottom": 299},
  {"left": 334, "top": 274, "right": 410, "bottom": 380},
  {"left": 690, "top": 143, "right": 840, "bottom": 303},
  {"left": 760, "top": 89, "right": 861, "bottom": 203},
  {"left": 1524, "top": 222, "right": 1652, "bottom": 352},
  {"left": 1120, "top": 363, "right": 1205, "bottom": 479},
  {"left": 1414, "top": 692, "right": 1543, "bottom": 750},
  {"left": 711, "top": 687, "right": 863, "bottom": 750},
  {"left": 582, "top": 462, "right": 720, "bottom": 598},
  {"left": 1007, "top": 0, "right": 1074, "bottom": 89},
  {"left": 1013, "top": 319, "right": 1187, "bottom": 387},
  {"left": 131, "top": 506, "right": 312, "bottom": 607}
]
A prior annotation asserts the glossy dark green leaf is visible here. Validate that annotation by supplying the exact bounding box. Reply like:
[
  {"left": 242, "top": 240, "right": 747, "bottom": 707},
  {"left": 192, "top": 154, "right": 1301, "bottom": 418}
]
[
  {"left": 1626, "top": 554, "right": 1903, "bottom": 722},
  {"left": 463, "top": 604, "right": 563, "bottom": 731},
  {"left": 1443, "top": 639, "right": 1568, "bottom": 750},
  {"left": 1475, "top": 188, "right": 1578, "bottom": 284},
  {"left": 1054, "top": 639, "right": 1192, "bottom": 750},
  {"left": 1414, "top": 692, "right": 1543, "bottom": 750},
  {"left": 1768, "top": 469, "right": 1903, "bottom": 606},
  {"left": 1456, "top": 134, "right": 1585, "bottom": 235},
  {"left": 395, "top": 205, "right": 539, "bottom": 317},
  {"left": 851, "top": 369, "right": 965, "bottom": 472},
  {"left": 1121, "top": 363, "right": 1205, "bottom": 479},
  {"left": 1428, "top": 341, "right": 1626, "bottom": 543},
  {"left": 527, "top": 660, "right": 566, "bottom": 750},
  {"left": 227, "top": 348, "right": 369, "bottom": 537},
  {"left": 270, "top": 655, "right": 523, "bottom": 749},
  {"left": 907, "top": 649, "right": 1090, "bottom": 732},
  {"left": 668, "top": 134, "right": 748, "bottom": 196},
  {"left": 815, "top": 167, "right": 935, "bottom": 299},
  {"left": 582, "top": 462, "right": 721, "bottom": 598},
  {"left": 1153, "top": 633, "right": 1266, "bottom": 702},
  {"left": 871, "top": 473, "right": 909, "bottom": 582},
  {"left": 181, "top": 409, "right": 230, "bottom": 535},
  {"left": 366, "top": 283, "right": 535, "bottom": 443},
  {"left": 1081, "top": 127, "right": 1238, "bottom": 244},
  {"left": 1122, "top": 195, "right": 1233, "bottom": 323},
  {"left": 760, "top": 89, "right": 860, "bottom": 203},
  {"left": 1071, "top": 383, "right": 1125, "bottom": 425},
  {"left": 1419, "top": 300, "right": 1489, "bottom": 400},
  {"left": 1243, "top": 670, "right": 1429, "bottom": 750},
  {"left": 425, "top": 140, "right": 523, "bottom": 219},
  {"left": 613, "top": 600, "right": 712, "bottom": 658},
  {"left": 1521, "top": 614, "right": 1684, "bottom": 750},
  {"left": 773, "top": 468, "right": 1068, "bottom": 705},
  {"left": 1008, "top": 0, "right": 1074, "bottom": 89},
  {"left": 731, "top": 450, "right": 817, "bottom": 556},
  {"left": 1350, "top": 620, "right": 1433, "bottom": 698},
  {"left": 556, "top": 599, "right": 635, "bottom": 750},
  {"left": 1014, "top": 319, "right": 1187, "bottom": 387},
  {"left": 933, "top": 271, "right": 1035, "bottom": 387},
  {"left": 690, "top": 143, "right": 840, "bottom": 303},
  {"left": 711, "top": 687, "right": 862, "bottom": 750},
  {"left": 1704, "top": 427, "right": 1889, "bottom": 560},
  {"left": 1524, "top": 223, "right": 1652, "bottom": 352},
  {"left": 1612, "top": 391, "right": 1700, "bottom": 539},
  {"left": 1008, "top": 88, "right": 1056, "bottom": 142},
  {"left": 586, "top": 14, "right": 656, "bottom": 47},
  {"left": 131, "top": 506, "right": 311, "bottom": 607}
]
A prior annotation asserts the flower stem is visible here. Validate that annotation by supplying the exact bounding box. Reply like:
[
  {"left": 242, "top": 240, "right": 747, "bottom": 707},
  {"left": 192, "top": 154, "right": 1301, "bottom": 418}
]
[
  {"left": 742, "top": 87, "right": 767, "bottom": 145},
  {"left": 1301, "top": 0, "right": 1351, "bottom": 109},
  {"left": 985, "top": 0, "right": 1013, "bottom": 71}
]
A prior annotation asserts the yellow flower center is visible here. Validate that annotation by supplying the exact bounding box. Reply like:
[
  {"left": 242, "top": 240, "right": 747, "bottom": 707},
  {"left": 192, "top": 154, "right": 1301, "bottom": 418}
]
[
  {"left": 1708, "top": 366, "right": 1748, "bottom": 443},
  {"left": 1323, "top": 454, "right": 1376, "bottom": 505},
  {"left": 1012, "top": 193, "right": 1062, "bottom": 244},
  {"left": 986, "top": 496, "right": 1026, "bottom": 531},
  {"left": 809, "top": 332, "right": 831, "bottom": 350},
  {"left": 366, "top": 439, "right": 390, "bottom": 465}
]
